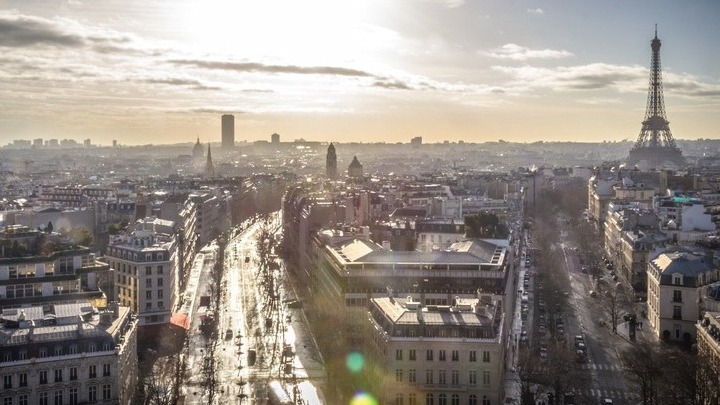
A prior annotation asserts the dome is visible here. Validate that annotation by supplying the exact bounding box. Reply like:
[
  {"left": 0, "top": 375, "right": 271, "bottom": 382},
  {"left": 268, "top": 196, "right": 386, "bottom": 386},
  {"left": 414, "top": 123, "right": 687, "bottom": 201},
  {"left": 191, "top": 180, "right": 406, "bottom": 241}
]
[{"left": 192, "top": 137, "right": 204, "bottom": 158}]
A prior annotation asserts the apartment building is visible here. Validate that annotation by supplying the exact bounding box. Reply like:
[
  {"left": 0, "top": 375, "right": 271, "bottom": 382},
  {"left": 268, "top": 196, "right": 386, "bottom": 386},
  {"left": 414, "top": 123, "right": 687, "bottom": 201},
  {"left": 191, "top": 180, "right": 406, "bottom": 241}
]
[
  {"left": 0, "top": 302, "right": 137, "bottom": 404},
  {"left": 367, "top": 296, "right": 504, "bottom": 405},
  {"left": 105, "top": 218, "right": 178, "bottom": 326}
]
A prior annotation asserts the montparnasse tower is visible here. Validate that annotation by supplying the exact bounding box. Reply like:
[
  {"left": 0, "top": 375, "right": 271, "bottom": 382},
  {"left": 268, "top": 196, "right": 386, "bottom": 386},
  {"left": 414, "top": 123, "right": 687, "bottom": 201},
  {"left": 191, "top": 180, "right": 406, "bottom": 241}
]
[{"left": 326, "top": 143, "right": 337, "bottom": 179}]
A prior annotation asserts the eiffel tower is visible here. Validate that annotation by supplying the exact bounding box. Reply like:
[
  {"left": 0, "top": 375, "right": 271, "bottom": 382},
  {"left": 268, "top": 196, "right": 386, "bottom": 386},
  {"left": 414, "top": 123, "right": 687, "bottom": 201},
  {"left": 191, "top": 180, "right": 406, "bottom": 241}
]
[{"left": 626, "top": 26, "right": 686, "bottom": 168}]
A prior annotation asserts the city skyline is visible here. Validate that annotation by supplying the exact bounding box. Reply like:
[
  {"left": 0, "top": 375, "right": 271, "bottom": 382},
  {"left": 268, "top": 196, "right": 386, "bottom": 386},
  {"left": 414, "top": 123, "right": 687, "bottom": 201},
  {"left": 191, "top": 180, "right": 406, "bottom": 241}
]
[{"left": 0, "top": 0, "right": 718, "bottom": 145}]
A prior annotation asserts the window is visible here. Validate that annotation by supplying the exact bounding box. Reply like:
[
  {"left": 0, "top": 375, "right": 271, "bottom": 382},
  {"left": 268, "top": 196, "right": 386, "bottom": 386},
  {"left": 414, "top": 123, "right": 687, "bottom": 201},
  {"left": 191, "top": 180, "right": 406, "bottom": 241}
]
[
  {"left": 409, "top": 350, "right": 416, "bottom": 361},
  {"left": 409, "top": 369, "right": 416, "bottom": 383},
  {"left": 396, "top": 369, "right": 403, "bottom": 382},
  {"left": 89, "top": 365, "right": 97, "bottom": 379},
  {"left": 157, "top": 278, "right": 164, "bottom": 287},
  {"left": 439, "top": 350, "right": 446, "bottom": 361},
  {"left": 39, "top": 347, "right": 47, "bottom": 358},
  {"left": 396, "top": 349, "right": 403, "bottom": 361},
  {"left": 103, "top": 342, "right": 112, "bottom": 351},
  {"left": 409, "top": 393, "right": 417, "bottom": 405},
  {"left": 482, "top": 351, "right": 490, "bottom": 362},
  {"left": 439, "top": 394, "right": 447, "bottom": 405},
  {"left": 469, "top": 394, "right": 477, "bottom": 405},
  {"left": 39, "top": 392, "right": 48, "bottom": 405},
  {"left": 3, "top": 375, "right": 11, "bottom": 389},
  {"left": 54, "top": 346, "right": 63, "bottom": 356},
  {"left": 438, "top": 369, "right": 446, "bottom": 385},
  {"left": 40, "top": 370, "right": 48, "bottom": 384},
  {"left": 18, "top": 395, "right": 27, "bottom": 405},
  {"left": 425, "top": 370, "right": 433, "bottom": 384},
  {"left": 426, "top": 394, "right": 434, "bottom": 405},
  {"left": 18, "top": 350, "right": 26, "bottom": 360},
  {"left": 19, "top": 373, "right": 27, "bottom": 387},
  {"left": 69, "top": 345, "right": 77, "bottom": 355},
  {"left": 158, "top": 289, "right": 164, "bottom": 299},
  {"left": 88, "top": 386, "right": 97, "bottom": 402},
  {"left": 673, "top": 290, "right": 682, "bottom": 302},
  {"left": 396, "top": 394, "right": 404, "bottom": 405},
  {"left": 4, "top": 397, "right": 13, "bottom": 405},
  {"left": 103, "top": 364, "right": 111, "bottom": 377},
  {"left": 482, "top": 371, "right": 490, "bottom": 385},
  {"left": 673, "top": 275, "right": 682, "bottom": 285},
  {"left": 69, "top": 388, "right": 78, "bottom": 405},
  {"left": 452, "top": 369, "right": 460, "bottom": 385},
  {"left": 673, "top": 305, "right": 682, "bottom": 319},
  {"left": 102, "top": 385, "right": 111, "bottom": 400},
  {"left": 70, "top": 367, "right": 78, "bottom": 381},
  {"left": 451, "top": 394, "right": 460, "bottom": 405},
  {"left": 481, "top": 397, "right": 490, "bottom": 405},
  {"left": 451, "top": 350, "right": 459, "bottom": 361},
  {"left": 145, "top": 266, "right": 152, "bottom": 275},
  {"left": 89, "top": 343, "right": 96, "bottom": 352},
  {"left": 146, "top": 302, "right": 152, "bottom": 310},
  {"left": 146, "top": 278, "right": 152, "bottom": 288},
  {"left": 146, "top": 290, "right": 152, "bottom": 300},
  {"left": 157, "top": 265, "right": 164, "bottom": 274},
  {"left": 426, "top": 350, "right": 434, "bottom": 361},
  {"left": 54, "top": 369, "right": 63, "bottom": 382},
  {"left": 469, "top": 351, "right": 477, "bottom": 362},
  {"left": 54, "top": 390, "right": 63, "bottom": 405},
  {"left": 469, "top": 370, "right": 477, "bottom": 386}
]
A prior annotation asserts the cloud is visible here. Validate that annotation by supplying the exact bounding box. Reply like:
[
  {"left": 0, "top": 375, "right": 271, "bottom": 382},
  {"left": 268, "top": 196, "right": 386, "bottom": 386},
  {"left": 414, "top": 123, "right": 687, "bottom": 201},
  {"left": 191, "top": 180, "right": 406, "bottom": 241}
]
[
  {"left": 422, "top": 0, "right": 466, "bottom": 8},
  {"left": 484, "top": 43, "right": 573, "bottom": 61},
  {"left": 493, "top": 63, "right": 720, "bottom": 99},
  {"left": 171, "top": 59, "right": 374, "bottom": 78},
  {"left": 0, "top": 13, "right": 84, "bottom": 47},
  {"left": 527, "top": 8, "right": 544, "bottom": 15},
  {"left": 372, "top": 79, "right": 412, "bottom": 90},
  {"left": 493, "top": 63, "right": 644, "bottom": 91}
]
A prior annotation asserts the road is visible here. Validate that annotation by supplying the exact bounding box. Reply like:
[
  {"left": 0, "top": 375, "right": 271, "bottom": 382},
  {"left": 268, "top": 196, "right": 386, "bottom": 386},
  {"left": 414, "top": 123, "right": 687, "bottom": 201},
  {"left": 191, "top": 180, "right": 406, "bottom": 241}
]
[
  {"left": 218, "top": 213, "right": 326, "bottom": 404},
  {"left": 558, "top": 227, "right": 650, "bottom": 405}
]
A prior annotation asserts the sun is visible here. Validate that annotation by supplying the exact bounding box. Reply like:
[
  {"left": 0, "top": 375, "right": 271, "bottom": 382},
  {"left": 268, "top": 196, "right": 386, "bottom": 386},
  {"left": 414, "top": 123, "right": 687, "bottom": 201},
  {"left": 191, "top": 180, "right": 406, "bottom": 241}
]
[{"left": 177, "top": 0, "right": 377, "bottom": 65}]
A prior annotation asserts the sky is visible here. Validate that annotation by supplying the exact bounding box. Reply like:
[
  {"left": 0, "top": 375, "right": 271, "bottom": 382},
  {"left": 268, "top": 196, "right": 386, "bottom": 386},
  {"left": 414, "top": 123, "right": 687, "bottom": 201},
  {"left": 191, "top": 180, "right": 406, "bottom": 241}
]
[{"left": 0, "top": 0, "right": 718, "bottom": 146}]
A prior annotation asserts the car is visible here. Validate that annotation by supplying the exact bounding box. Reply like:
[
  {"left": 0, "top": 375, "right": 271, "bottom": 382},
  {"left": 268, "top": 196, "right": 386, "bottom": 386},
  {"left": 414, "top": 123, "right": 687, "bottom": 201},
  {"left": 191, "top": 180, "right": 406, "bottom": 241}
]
[
  {"left": 581, "top": 266, "right": 588, "bottom": 274},
  {"left": 589, "top": 290, "right": 597, "bottom": 298},
  {"left": 602, "top": 399, "right": 613, "bottom": 405},
  {"left": 574, "top": 335, "right": 584, "bottom": 343},
  {"left": 575, "top": 350, "right": 587, "bottom": 363}
]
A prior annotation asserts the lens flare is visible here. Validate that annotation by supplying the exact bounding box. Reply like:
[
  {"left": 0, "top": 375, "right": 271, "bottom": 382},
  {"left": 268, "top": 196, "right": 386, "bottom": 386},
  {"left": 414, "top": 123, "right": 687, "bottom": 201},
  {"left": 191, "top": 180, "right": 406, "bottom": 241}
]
[
  {"left": 346, "top": 351, "right": 364, "bottom": 373},
  {"left": 349, "top": 391, "right": 378, "bottom": 405}
]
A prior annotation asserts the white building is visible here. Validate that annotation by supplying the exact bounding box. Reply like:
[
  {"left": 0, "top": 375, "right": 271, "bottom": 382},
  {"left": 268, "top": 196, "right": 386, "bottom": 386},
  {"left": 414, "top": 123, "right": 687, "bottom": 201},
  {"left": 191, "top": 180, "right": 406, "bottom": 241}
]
[
  {"left": 0, "top": 302, "right": 137, "bottom": 405},
  {"left": 367, "top": 295, "right": 505, "bottom": 405},
  {"left": 105, "top": 218, "right": 179, "bottom": 326},
  {"left": 647, "top": 249, "right": 719, "bottom": 343}
]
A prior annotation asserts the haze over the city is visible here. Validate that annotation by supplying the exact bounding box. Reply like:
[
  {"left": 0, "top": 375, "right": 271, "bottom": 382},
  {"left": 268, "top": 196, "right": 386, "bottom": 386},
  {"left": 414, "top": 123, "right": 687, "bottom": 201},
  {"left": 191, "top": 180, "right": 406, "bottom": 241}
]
[{"left": 1, "top": 0, "right": 719, "bottom": 145}]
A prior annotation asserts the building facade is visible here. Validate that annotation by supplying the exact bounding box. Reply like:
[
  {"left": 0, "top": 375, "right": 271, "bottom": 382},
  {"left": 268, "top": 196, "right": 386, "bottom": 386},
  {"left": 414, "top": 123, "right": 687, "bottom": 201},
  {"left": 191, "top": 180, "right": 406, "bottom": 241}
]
[
  {"left": 105, "top": 218, "right": 178, "bottom": 326},
  {"left": 0, "top": 302, "right": 138, "bottom": 405},
  {"left": 367, "top": 296, "right": 505, "bottom": 405},
  {"left": 696, "top": 312, "right": 720, "bottom": 403},
  {"left": 0, "top": 226, "right": 109, "bottom": 308},
  {"left": 647, "top": 250, "right": 719, "bottom": 343}
]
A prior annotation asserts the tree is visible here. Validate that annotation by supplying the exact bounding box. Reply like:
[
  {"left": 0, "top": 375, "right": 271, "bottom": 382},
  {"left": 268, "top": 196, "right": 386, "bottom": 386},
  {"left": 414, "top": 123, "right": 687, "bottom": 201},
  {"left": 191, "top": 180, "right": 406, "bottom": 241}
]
[
  {"left": 46, "top": 221, "right": 54, "bottom": 234},
  {"left": 68, "top": 227, "right": 93, "bottom": 247},
  {"left": 464, "top": 212, "right": 505, "bottom": 238},
  {"left": 621, "top": 341, "right": 662, "bottom": 405},
  {"left": 598, "top": 280, "right": 633, "bottom": 334}
]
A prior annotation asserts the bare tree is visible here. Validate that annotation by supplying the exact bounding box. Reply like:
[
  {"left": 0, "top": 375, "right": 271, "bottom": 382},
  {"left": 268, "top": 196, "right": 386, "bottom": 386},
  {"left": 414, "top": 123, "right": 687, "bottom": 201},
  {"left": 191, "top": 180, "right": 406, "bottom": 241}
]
[
  {"left": 143, "top": 356, "right": 180, "bottom": 405},
  {"left": 598, "top": 280, "right": 632, "bottom": 334},
  {"left": 516, "top": 347, "right": 546, "bottom": 405}
]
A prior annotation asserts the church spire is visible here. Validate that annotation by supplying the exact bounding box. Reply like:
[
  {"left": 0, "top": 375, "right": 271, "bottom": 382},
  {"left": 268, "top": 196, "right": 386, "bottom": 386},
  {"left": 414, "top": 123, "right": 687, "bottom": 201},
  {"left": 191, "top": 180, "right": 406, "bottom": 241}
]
[{"left": 205, "top": 144, "right": 214, "bottom": 178}]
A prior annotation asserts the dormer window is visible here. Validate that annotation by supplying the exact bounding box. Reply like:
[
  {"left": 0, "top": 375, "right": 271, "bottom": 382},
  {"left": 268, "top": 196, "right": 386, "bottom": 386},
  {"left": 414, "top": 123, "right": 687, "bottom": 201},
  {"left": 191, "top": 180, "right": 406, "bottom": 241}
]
[{"left": 673, "top": 274, "right": 682, "bottom": 285}]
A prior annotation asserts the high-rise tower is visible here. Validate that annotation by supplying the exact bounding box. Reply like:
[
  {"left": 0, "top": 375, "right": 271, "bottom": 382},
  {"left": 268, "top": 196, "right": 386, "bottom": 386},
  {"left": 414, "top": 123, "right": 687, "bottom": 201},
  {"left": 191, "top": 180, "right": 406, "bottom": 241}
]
[
  {"left": 221, "top": 114, "right": 234, "bottom": 149},
  {"left": 626, "top": 27, "right": 686, "bottom": 168},
  {"left": 326, "top": 143, "right": 337, "bottom": 179}
]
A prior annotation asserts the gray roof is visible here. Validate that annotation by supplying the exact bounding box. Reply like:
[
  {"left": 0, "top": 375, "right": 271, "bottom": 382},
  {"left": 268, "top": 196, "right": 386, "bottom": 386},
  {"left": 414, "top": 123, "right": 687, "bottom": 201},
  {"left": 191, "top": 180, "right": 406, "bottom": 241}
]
[{"left": 653, "top": 251, "right": 715, "bottom": 277}]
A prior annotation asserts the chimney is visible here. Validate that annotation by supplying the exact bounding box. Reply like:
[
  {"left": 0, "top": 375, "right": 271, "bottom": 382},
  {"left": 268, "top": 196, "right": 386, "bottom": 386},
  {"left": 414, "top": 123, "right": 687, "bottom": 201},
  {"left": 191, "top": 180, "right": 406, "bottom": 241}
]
[{"left": 416, "top": 305, "right": 424, "bottom": 323}]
